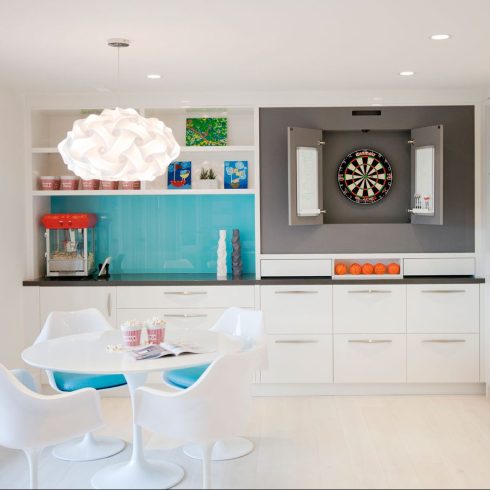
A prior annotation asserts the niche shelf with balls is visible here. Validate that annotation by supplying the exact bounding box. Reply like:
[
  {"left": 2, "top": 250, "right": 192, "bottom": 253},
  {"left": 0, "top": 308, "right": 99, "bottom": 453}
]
[{"left": 333, "top": 258, "right": 402, "bottom": 280}]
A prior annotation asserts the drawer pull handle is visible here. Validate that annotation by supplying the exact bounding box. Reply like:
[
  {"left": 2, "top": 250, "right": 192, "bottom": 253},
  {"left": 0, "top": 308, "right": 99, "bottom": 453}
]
[
  {"left": 165, "top": 314, "right": 208, "bottom": 319},
  {"left": 348, "top": 339, "right": 393, "bottom": 344},
  {"left": 348, "top": 290, "right": 392, "bottom": 294},
  {"left": 422, "top": 339, "right": 466, "bottom": 343},
  {"left": 274, "top": 291, "right": 319, "bottom": 295},
  {"left": 421, "top": 290, "right": 466, "bottom": 294},
  {"left": 164, "top": 291, "right": 208, "bottom": 296},
  {"left": 274, "top": 340, "right": 319, "bottom": 344}
]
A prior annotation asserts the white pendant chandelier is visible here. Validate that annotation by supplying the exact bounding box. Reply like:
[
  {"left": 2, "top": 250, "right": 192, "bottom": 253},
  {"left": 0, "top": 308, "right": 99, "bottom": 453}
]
[{"left": 58, "top": 39, "right": 180, "bottom": 182}]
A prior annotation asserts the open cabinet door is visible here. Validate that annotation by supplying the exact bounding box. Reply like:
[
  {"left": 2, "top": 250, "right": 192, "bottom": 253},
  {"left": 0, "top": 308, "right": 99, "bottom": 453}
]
[
  {"left": 287, "top": 127, "right": 325, "bottom": 225},
  {"left": 410, "top": 124, "right": 443, "bottom": 225}
]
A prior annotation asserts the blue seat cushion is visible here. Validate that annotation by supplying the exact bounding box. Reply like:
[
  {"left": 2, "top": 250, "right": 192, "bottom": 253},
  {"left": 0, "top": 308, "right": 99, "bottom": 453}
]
[
  {"left": 53, "top": 372, "right": 127, "bottom": 392},
  {"left": 164, "top": 363, "right": 210, "bottom": 389}
]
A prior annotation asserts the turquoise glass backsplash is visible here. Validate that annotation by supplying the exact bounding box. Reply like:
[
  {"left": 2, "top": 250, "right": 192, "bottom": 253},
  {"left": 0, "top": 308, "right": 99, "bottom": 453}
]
[{"left": 51, "top": 195, "right": 255, "bottom": 274}]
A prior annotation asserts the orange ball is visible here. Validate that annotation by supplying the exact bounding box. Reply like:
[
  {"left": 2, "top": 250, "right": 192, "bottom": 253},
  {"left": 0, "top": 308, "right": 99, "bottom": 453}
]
[
  {"left": 374, "top": 263, "right": 387, "bottom": 275},
  {"left": 349, "top": 263, "right": 362, "bottom": 275},
  {"left": 362, "top": 263, "right": 374, "bottom": 275},
  {"left": 335, "top": 263, "right": 347, "bottom": 275},
  {"left": 388, "top": 262, "right": 400, "bottom": 275}
]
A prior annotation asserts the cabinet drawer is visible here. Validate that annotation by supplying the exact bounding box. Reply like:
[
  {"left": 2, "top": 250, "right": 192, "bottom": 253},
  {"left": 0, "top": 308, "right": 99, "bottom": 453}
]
[
  {"left": 407, "top": 284, "right": 479, "bottom": 334},
  {"left": 260, "top": 285, "right": 332, "bottom": 334},
  {"left": 334, "top": 334, "right": 406, "bottom": 383},
  {"left": 116, "top": 286, "right": 255, "bottom": 309},
  {"left": 117, "top": 308, "right": 224, "bottom": 332},
  {"left": 260, "top": 334, "right": 333, "bottom": 384},
  {"left": 333, "top": 285, "right": 406, "bottom": 334},
  {"left": 407, "top": 334, "right": 479, "bottom": 383}
]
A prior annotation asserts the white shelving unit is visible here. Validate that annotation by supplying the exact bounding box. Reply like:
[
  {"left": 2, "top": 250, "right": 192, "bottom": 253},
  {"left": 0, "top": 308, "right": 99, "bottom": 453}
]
[
  {"left": 27, "top": 106, "right": 260, "bottom": 278},
  {"left": 33, "top": 189, "right": 255, "bottom": 197}
]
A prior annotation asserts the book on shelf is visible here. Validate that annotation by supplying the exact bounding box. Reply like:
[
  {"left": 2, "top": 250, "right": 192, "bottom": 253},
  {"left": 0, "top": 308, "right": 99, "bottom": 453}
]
[{"left": 128, "top": 342, "right": 206, "bottom": 360}]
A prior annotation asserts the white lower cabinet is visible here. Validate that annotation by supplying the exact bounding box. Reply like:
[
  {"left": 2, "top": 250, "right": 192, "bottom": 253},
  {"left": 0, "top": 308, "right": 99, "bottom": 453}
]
[
  {"left": 334, "top": 334, "right": 406, "bottom": 383},
  {"left": 407, "top": 284, "right": 479, "bottom": 334},
  {"left": 260, "top": 285, "right": 332, "bottom": 334},
  {"left": 407, "top": 334, "right": 480, "bottom": 383},
  {"left": 40, "top": 286, "right": 117, "bottom": 326},
  {"left": 333, "top": 285, "right": 406, "bottom": 334},
  {"left": 260, "top": 335, "right": 333, "bottom": 384}
]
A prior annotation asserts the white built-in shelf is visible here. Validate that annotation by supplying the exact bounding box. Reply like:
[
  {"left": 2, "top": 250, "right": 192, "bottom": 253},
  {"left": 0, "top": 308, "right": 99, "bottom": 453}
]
[
  {"left": 32, "top": 145, "right": 255, "bottom": 155},
  {"left": 332, "top": 274, "right": 404, "bottom": 281},
  {"left": 32, "top": 189, "right": 255, "bottom": 197}
]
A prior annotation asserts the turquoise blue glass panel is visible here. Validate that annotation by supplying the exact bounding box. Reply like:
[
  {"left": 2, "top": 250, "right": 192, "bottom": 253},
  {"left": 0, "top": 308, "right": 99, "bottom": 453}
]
[{"left": 51, "top": 195, "right": 255, "bottom": 274}]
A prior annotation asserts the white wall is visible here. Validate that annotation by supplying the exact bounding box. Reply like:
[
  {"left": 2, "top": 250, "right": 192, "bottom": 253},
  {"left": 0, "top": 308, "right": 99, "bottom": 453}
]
[{"left": 0, "top": 87, "right": 24, "bottom": 368}]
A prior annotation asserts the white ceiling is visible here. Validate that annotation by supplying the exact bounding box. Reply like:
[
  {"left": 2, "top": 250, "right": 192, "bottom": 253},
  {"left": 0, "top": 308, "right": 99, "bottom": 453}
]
[{"left": 0, "top": 0, "right": 489, "bottom": 94}]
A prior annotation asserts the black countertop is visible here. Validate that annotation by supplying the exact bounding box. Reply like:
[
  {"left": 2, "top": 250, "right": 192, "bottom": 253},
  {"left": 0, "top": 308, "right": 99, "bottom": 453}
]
[{"left": 23, "top": 273, "right": 485, "bottom": 286}]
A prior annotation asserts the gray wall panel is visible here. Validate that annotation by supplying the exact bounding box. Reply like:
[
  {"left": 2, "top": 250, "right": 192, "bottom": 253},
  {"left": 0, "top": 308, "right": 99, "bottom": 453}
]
[{"left": 259, "top": 106, "right": 475, "bottom": 253}]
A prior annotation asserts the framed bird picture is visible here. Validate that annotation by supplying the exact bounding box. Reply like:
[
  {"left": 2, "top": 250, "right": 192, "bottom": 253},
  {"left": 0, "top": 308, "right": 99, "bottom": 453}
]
[{"left": 168, "top": 161, "right": 192, "bottom": 189}]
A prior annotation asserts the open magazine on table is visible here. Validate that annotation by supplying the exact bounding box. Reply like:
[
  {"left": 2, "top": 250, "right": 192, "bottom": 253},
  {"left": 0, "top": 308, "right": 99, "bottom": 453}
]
[{"left": 128, "top": 342, "right": 208, "bottom": 361}]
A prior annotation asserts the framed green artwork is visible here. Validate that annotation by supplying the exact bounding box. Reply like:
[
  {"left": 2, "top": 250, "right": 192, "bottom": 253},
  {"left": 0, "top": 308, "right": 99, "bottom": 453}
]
[{"left": 185, "top": 117, "right": 228, "bottom": 146}]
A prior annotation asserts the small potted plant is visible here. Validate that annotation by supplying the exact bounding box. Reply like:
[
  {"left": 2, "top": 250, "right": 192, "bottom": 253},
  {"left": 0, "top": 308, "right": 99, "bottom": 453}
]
[{"left": 198, "top": 167, "right": 218, "bottom": 189}]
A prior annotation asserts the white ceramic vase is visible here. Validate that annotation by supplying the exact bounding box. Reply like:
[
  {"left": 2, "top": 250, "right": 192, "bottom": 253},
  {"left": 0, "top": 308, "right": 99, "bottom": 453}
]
[{"left": 217, "top": 230, "right": 227, "bottom": 279}]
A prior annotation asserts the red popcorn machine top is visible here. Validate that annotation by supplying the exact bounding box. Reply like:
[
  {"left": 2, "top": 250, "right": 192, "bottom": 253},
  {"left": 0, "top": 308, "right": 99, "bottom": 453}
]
[{"left": 41, "top": 213, "right": 97, "bottom": 277}]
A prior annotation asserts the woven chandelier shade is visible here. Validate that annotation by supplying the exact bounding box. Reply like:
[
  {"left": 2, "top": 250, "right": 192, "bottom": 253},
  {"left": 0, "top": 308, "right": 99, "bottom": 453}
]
[{"left": 58, "top": 107, "right": 181, "bottom": 182}]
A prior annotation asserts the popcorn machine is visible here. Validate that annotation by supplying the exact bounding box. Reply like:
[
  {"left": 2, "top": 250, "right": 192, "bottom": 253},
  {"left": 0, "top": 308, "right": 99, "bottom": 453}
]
[{"left": 42, "top": 213, "right": 97, "bottom": 277}]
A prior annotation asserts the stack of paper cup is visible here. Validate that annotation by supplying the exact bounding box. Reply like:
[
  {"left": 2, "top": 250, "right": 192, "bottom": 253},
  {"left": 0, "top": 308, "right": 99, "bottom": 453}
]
[
  {"left": 121, "top": 321, "right": 144, "bottom": 347},
  {"left": 146, "top": 317, "right": 166, "bottom": 345}
]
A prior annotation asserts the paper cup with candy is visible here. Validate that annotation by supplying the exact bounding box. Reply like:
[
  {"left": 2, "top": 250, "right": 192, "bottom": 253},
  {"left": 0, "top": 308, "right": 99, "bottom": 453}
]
[
  {"left": 146, "top": 317, "right": 166, "bottom": 345},
  {"left": 120, "top": 321, "right": 144, "bottom": 347}
]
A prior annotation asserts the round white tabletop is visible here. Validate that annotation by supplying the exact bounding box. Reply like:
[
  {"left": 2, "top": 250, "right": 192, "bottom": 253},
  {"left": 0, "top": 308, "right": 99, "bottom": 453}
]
[
  {"left": 22, "top": 328, "right": 242, "bottom": 490},
  {"left": 22, "top": 328, "right": 237, "bottom": 375}
]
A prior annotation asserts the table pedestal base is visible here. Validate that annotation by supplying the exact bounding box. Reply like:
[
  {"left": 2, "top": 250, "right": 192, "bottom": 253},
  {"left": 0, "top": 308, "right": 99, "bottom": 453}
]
[
  {"left": 183, "top": 436, "right": 254, "bottom": 461},
  {"left": 91, "top": 459, "right": 184, "bottom": 490}
]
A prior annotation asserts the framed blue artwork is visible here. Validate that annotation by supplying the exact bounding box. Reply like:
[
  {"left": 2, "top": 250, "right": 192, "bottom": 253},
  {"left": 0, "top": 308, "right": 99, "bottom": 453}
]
[
  {"left": 168, "top": 161, "right": 192, "bottom": 189},
  {"left": 224, "top": 161, "right": 248, "bottom": 189}
]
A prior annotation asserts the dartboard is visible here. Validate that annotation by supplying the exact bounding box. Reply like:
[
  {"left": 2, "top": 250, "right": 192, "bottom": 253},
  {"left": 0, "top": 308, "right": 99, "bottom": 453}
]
[{"left": 337, "top": 149, "right": 393, "bottom": 205}]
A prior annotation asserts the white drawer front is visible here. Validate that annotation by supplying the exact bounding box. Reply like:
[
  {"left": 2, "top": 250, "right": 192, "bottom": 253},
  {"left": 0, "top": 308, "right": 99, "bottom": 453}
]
[
  {"left": 260, "top": 259, "right": 332, "bottom": 277},
  {"left": 407, "top": 334, "right": 479, "bottom": 383},
  {"left": 260, "top": 334, "right": 333, "bottom": 384},
  {"left": 407, "top": 284, "right": 479, "bottom": 334},
  {"left": 117, "top": 308, "right": 224, "bottom": 332},
  {"left": 334, "top": 334, "right": 406, "bottom": 383},
  {"left": 260, "top": 285, "right": 332, "bottom": 334},
  {"left": 333, "top": 285, "right": 406, "bottom": 334},
  {"left": 403, "top": 258, "right": 475, "bottom": 276},
  {"left": 116, "top": 286, "right": 255, "bottom": 309}
]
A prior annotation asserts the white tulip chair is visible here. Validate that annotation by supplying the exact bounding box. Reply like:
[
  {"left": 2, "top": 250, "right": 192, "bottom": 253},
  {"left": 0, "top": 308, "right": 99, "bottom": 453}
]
[
  {"left": 136, "top": 350, "right": 257, "bottom": 489},
  {"left": 162, "top": 307, "right": 266, "bottom": 461},
  {"left": 34, "top": 308, "right": 126, "bottom": 461},
  {"left": 0, "top": 363, "right": 104, "bottom": 489}
]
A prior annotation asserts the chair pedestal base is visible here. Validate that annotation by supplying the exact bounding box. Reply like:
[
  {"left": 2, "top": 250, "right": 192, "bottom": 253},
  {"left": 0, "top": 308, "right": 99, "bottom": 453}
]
[
  {"left": 91, "top": 459, "right": 184, "bottom": 489},
  {"left": 183, "top": 437, "right": 254, "bottom": 461},
  {"left": 52, "top": 433, "right": 125, "bottom": 462}
]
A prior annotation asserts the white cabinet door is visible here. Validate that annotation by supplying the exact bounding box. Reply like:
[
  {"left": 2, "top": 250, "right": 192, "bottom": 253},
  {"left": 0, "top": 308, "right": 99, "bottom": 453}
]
[
  {"left": 260, "top": 285, "right": 332, "bottom": 334},
  {"left": 334, "top": 334, "right": 406, "bottom": 383},
  {"left": 407, "top": 284, "right": 479, "bottom": 334},
  {"left": 117, "top": 286, "right": 255, "bottom": 309},
  {"left": 333, "top": 285, "right": 406, "bottom": 334},
  {"left": 40, "top": 287, "right": 117, "bottom": 327},
  {"left": 407, "top": 334, "right": 479, "bottom": 383},
  {"left": 260, "top": 334, "right": 333, "bottom": 384}
]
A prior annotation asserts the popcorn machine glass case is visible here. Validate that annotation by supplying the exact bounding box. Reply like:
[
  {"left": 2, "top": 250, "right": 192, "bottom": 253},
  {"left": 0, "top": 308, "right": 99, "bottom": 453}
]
[{"left": 42, "top": 213, "right": 97, "bottom": 277}]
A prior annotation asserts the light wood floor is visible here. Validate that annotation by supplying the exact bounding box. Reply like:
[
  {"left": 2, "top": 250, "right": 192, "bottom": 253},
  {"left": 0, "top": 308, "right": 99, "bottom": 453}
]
[{"left": 2, "top": 395, "right": 490, "bottom": 489}]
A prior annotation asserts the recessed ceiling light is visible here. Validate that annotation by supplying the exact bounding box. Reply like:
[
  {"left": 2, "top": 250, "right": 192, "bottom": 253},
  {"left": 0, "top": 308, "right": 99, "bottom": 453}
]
[
  {"left": 371, "top": 103, "right": 383, "bottom": 107},
  {"left": 399, "top": 71, "right": 415, "bottom": 76},
  {"left": 431, "top": 34, "right": 451, "bottom": 41},
  {"left": 147, "top": 74, "right": 161, "bottom": 79}
]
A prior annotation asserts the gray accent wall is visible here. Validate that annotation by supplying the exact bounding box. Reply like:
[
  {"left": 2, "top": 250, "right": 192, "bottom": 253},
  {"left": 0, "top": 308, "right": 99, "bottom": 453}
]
[{"left": 260, "top": 106, "right": 475, "bottom": 253}]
